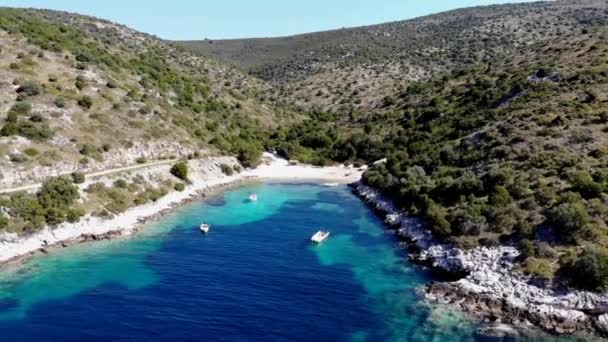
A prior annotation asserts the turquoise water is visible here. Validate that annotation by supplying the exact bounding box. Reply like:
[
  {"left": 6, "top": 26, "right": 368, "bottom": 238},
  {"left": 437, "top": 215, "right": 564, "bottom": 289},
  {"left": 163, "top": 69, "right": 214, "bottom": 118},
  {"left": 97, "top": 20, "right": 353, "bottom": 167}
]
[{"left": 0, "top": 183, "right": 484, "bottom": 340}]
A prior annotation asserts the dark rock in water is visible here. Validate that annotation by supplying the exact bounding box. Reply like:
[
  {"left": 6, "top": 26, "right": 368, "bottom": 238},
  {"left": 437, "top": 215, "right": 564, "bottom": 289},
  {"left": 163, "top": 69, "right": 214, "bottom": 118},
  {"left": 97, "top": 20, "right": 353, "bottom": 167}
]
[
  {"left": 476, "top": 324, "right": 519, "bottom": 338},
  {"left": 426, "top": 281, "right": 595, "bottom": 336},
  {"left": 205, "top": 195, "right": 226, "bottom": 206}
]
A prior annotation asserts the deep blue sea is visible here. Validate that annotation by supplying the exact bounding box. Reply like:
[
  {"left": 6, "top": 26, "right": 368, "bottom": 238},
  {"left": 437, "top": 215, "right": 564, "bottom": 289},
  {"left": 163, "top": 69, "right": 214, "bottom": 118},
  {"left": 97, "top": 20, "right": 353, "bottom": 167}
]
[{"left": 0, "top": 183, "right": 495, "bottom": 341}]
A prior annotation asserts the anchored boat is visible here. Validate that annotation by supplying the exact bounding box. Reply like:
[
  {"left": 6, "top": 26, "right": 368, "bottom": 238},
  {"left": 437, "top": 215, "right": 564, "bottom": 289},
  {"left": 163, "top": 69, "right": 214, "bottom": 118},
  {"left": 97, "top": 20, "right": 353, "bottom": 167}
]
[
  {"left": 311, "top": 230, "right": 330, "bottom": 243},
  {"left": 249, "top": 194, "right": 258, "bottom": 201},
  {"left": 200, "top": 223, "right": 210, "bottom": 234}
]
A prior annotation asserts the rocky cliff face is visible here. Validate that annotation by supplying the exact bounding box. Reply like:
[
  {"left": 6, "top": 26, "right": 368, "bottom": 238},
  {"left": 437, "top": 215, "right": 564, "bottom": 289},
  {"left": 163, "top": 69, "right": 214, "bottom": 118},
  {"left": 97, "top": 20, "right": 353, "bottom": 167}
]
[{"left": 352, "top": 183, "right": 608, "bottom": 338}]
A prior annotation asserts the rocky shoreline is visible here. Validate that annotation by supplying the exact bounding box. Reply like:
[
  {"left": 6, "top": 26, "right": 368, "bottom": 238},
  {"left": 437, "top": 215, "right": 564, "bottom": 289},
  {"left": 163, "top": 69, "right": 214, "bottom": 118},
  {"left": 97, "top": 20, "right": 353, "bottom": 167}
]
[{"left": 351, "top": 182, "right": 608, "bottom": 338}]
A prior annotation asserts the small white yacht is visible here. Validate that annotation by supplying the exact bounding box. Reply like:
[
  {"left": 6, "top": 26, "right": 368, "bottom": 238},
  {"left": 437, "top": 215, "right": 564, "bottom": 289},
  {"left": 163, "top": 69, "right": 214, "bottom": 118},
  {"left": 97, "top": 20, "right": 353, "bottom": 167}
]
[
  {"left": 249, "top": 194, "right": 258, "bottom": 201},
  {"left": 311, "top": 230, "right": 330, "bottom": 244},
  {"left": 323, "top": 183, "right": 339, "bottom": 187},
  {"left": 200, "top": 223, "right": 210, "bottom": 234}
]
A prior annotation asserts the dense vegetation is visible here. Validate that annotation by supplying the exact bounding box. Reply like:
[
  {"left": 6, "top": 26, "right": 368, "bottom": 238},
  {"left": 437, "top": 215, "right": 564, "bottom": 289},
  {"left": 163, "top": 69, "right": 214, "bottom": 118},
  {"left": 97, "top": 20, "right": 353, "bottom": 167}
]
[
  {"left": 0, "top": 8, "right": 290, "bottom": 177},
  {"left": 180, "top": 1, "right": 608, "bottom": 114},
  {"left": 0, "top": 176, "right": 82, "bottom": 231},
  {"left": 267, "top": 23, "right": 608, "bottom": 291}
]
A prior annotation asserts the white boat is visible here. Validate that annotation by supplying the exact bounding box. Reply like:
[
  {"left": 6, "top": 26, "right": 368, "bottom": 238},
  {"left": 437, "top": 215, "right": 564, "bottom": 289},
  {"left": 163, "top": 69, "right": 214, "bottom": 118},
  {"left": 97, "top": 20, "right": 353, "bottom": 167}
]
[
  {"left": 323, "top": 183, "right": 339, "bottom": 187},
  {"left": 200, "top": 223, "right": 210, "bottom": 233},
  {"left": 311, "top": 230, "right": 330, "bottom": 243},
  {"left": 249, "top": 194, "right": 258, "bottom": 201}
]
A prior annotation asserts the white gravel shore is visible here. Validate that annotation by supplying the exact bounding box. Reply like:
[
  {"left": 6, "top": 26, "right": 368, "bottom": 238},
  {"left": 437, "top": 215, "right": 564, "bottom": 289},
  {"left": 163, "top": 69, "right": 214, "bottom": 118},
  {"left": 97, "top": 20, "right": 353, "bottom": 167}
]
[
  {"left": 353, "top": 183, "right": 608, "bottom": 336},
  {"left": 0, "top": 153, "right": 364, "bottom": 265}
]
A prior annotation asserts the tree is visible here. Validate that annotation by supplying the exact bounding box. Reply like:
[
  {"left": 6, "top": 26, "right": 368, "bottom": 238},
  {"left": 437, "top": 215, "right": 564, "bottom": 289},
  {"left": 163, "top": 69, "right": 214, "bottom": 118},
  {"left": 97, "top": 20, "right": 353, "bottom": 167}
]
[
  {"left": 237, "top": 144, "right": 262, "bottom": 168},
  {"left": 424, "top": 199, "right": 451, "bottom": 237},
  {"left": 71, "top": 172, "right": 86, "bottom": 184},
  {"left": 9, "top": 193, "right": 45, "bottom": 229},
  {"left": 563, "top": 248, "right": 608, "bottom": 291},
  {"left": 170, "top": 161, "right": 189, "bottom": 182},
  {"left": 489, "top": 185, "right": 512, "bottom": 208},
  {"left": 37, "top": 176, "right": 79, "bottom": 210},
  {"left": 548, "top": 202, "right": 589, "bottom": 244}
]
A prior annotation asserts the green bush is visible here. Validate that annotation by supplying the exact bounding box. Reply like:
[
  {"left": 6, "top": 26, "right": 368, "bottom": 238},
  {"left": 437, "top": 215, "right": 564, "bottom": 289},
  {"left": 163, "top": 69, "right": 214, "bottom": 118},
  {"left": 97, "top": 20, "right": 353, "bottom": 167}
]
[
  {"left": 523, "top": 257, "right": 554, "bottom": 281},
  {"left": 54, "top": 97, "right": 66, "bottom": 108},
  {"left": 237, "top": 144, "right": 263, "bottom": 168},
  {"left": 66, "top": 207, "right": 85, "bottom": 223},
  {"left": 79, "top": 144, "right": 97, "bottom": 156},
  {"left": 75, "top": 75, "right": 87, "bottom": 90},
  {"left": 174, "top": 183, "right": 186, "bottom": 192},
  {"left": 519, "top": 239, "right": 535, "bottom": 260},
  {"left": 71, "top": 172, "right": 86, "bottom": 184},
  {"left": 44, "top": 206, "right": 67, "bottom": 225},
  {"left": 23, "top": 147, "right": 39, "bottom": 156},
  {"left": 562, "top": 248, "right": 608, "bottom": 291},
  {"left": 113, "top": 179, "right": 128, "bottom": 189},
  {"left": 37, "top": 176, "right": 79, "bottom": 210},
  {"left": 16, "top": 80, "right": 42, "bottom": 97},
  {"left": 78, "top": 95, "right": 93, "bottom": 109},
  {"left": 0, "top": 123, "right": 18, "bottom": 136},
  {"left": 10, "top": 101, "right": 31, "bottom": 115},
  {"left": 489, "top": 185, "right": 512, "bottom": 208},
  {"left": 16, "top": 121, "right": 53, "bottom": 141},
  {"left": 0, "top": 214, "right": 8, "bottom": 229},
  {"left": 9, "top": 193, "right": 45, "bottom": 229},
  {"left": 219, "top": 163, "right": 234, "bottom": 176},
  {"left": 570, "top": 170, "right": 605, "bottom": 199},
  {"left": 170, "top": 161, "right": 189, "bottom": 181},
  {"left": 424, "top": 199, "right": 451, "bottom": 237},
  {"left": 548, "top": 202, "right": 590, "bottom": 244}
]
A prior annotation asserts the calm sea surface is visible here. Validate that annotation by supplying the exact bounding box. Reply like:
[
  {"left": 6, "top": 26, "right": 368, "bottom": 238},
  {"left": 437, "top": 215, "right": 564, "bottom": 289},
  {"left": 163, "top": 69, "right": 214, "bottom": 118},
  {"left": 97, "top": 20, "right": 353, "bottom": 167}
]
[{"left": 0, "top": 183, "right": 507, "bottom": 341}]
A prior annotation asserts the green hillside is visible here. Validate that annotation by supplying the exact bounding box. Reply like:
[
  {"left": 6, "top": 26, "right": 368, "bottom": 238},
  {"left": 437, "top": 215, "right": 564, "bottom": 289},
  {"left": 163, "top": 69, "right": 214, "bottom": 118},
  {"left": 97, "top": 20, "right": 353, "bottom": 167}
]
[
  {"left": 0, "top": 8, "right": 297, "bottom": 234},
  {"left": 268, "top": 23, "right": 608, "bottom": 290},
  {"left": 179, "top": 0, "right": 608, "bottom": 113},
  {"left": 0, "top": 8, "right": 296, "bottom": 177}
]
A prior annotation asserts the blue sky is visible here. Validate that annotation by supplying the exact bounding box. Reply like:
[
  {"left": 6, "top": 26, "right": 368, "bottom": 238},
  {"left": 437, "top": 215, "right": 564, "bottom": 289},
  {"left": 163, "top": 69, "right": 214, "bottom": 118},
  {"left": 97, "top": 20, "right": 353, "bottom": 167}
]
[{"left": 3, "top": 0, "right": 535, "bottom": 40}]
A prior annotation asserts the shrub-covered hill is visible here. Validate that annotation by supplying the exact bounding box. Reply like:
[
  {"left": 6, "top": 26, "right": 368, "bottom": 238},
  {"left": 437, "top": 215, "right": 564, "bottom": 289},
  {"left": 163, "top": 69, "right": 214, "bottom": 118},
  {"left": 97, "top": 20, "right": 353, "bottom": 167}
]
[
  {"left": 0, "top": 8, "right": 297, "bottom": 187},
  {"left": 268, "top": 24, "right": 608, "bottom": 290},
  {"left": 179, "top": 0, "right": 608, "bottom": 114}
]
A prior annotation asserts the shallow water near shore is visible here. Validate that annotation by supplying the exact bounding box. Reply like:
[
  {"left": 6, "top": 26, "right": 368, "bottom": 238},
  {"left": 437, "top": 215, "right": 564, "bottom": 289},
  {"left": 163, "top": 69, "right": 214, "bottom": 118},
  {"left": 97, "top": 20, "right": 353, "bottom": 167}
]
[{"left": 0, "top": 183, "right": 526, "bottom": 340}]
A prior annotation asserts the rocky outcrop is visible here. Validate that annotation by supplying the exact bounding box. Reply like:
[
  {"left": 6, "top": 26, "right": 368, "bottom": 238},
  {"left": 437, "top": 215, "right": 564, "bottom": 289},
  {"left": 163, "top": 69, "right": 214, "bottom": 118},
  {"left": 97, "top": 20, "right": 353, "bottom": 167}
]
[{"left": 352, "top": 182, "right": 608, "bottom": 337}]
